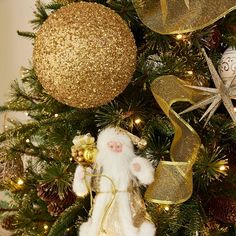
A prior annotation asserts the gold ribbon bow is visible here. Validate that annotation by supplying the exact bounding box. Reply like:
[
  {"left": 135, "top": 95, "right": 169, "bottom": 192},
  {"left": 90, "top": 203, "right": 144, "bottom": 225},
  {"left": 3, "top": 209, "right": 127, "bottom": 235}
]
[
  {"left": 132, "top": 0, "right": 236, "bottom": 34},
  {"left": 145, "top": 75, "right": 205, "bottom": 204}
]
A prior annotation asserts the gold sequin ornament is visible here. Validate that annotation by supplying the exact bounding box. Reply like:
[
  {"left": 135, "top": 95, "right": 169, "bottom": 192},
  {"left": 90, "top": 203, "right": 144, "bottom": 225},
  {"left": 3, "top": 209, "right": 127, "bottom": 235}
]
[{"left": 33, "top": 2, "right": 137, "bottom": 108}]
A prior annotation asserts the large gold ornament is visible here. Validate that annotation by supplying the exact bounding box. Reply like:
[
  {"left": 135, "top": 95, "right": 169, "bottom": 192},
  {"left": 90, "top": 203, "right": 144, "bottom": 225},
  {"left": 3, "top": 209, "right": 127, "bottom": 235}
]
[
  {"left": 54, "top": 0, "right": 75, "bottom": 4},
  {"left": 132, "top": 0, "right": 236, "bottom": 34},
  {"left": 33, "top": 2, "right": 137, "bottom": 108}
]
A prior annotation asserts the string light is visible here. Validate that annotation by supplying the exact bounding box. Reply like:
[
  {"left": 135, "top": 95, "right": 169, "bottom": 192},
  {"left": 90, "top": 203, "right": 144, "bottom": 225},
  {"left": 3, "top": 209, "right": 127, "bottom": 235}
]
[
  {"left": 187, "top": 70, "right": 193, "bottom": 75},
  {"left": 134, "top": 118, "right": 142, "bottom": 125},
  {"left": 25, "top": 112, "right": 29, "bottom": 116},
  {"left": 176, "top": 34, "right": 183, "bottom": 40},
  {"left": 54, "top": 114, "right": 59, "bottom": 118},
  {"left": 219, "top": 165, "right": 226, "bottom": 171},
  {"left": 43, "top": 224, "right": 49, "bottom": 230},
  {"left": 17, "top": 178, "right": 24, "bottom": 186},
  {"left": 26, "top": 139, "right": 30, "bottom": 143},
  {"left": 164, "top": 205, "right": 170, "bottom": 211}
]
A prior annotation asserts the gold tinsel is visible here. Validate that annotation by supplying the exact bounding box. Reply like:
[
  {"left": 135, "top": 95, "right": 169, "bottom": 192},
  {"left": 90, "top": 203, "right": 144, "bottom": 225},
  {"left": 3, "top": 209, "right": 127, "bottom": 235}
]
[{"left": 33, "top": 2, "right": 137, "bottom": 108}]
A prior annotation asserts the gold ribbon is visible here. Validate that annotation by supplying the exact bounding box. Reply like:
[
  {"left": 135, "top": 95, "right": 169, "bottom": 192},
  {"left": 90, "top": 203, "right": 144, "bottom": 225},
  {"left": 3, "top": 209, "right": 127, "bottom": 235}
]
[
  {"left": 160, "top": 0, "right": 189, "bottom": 24},
  {"left": 145, "top": 75, "right": 206, "bottom": 204},
  {"left": 132, "top": 0, "right": 236, "bottom": 34}
]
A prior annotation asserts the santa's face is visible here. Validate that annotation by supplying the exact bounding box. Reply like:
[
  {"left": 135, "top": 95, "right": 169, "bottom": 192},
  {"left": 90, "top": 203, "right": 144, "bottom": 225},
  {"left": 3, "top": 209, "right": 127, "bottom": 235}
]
[
  {"left": 107, "top": 140, "right": 123, "bottom": 153},
  {"left": 96, "top": 127, "right": 135, "bottom": 165}
]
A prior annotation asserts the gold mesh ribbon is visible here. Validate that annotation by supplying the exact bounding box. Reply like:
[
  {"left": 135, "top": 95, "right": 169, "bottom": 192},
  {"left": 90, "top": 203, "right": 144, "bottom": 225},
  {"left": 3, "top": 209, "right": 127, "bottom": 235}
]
[
  {"left": 132, "top": 0, "right": 236, "bottom": 34},
  {"left": 145, "top": 75, "right": 206, "bottom": 204}
]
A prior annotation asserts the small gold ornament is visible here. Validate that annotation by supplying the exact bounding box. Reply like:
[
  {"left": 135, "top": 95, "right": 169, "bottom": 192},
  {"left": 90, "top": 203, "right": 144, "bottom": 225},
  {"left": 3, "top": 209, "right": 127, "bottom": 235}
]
[
  {"left": 71, "top": 133, "right": 97, "bottom": 165},
  {"left": 83, "top": 147, "right": 97, "bottom": 164},
  {"left": 8, "top": 177, "right": 25, "bottom": 192},
  {"left": 0, "top": 156, "right": 24, "bottom": 185},
  {"left": 33, "top": 2, "right": 137, "bottom": 108}
]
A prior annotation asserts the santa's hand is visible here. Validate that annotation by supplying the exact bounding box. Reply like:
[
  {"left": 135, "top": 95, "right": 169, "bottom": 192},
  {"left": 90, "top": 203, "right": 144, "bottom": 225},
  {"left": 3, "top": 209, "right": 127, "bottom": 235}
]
[
  {"left": 130, "top": 157, "right": 154, "bottom": 185},
  {"left": 72, "top": 165, "right": 92, "bottom": 197},
  {"left": 78, "top": 165, "right": 86, "bottom": 179}
]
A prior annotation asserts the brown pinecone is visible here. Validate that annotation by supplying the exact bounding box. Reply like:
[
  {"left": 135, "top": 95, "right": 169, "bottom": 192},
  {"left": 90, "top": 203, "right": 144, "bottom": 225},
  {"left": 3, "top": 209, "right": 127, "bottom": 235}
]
[
  {"left": 1, "top": 215, "right": 16, "bottom": 231},
  {"left": 37, "top": 183, "right": 58, "bottom": 202},
  {"left": 37, "top": 183, "right": 76, "bottom": 205},
  {"left": 209, "top": 197, "right": 236, "bottom": 224},
  {"left": 200, "top": 25, "right": 221, "bottom": 50},
  {"left": 47, "top": 202, "right": 64, "bottom": 217}
]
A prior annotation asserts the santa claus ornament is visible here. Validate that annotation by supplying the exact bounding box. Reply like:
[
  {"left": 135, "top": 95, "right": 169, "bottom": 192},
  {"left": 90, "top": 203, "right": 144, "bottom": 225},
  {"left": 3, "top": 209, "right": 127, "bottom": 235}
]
[{"left": 72, "top": 127, "right": 156, "bottom": 236}]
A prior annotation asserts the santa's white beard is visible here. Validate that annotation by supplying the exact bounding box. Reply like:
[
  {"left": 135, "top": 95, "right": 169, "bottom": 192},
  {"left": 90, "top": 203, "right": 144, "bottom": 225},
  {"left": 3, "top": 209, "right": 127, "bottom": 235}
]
[{"left": 96, "top": 147, "right": 135, "bottom": 192}]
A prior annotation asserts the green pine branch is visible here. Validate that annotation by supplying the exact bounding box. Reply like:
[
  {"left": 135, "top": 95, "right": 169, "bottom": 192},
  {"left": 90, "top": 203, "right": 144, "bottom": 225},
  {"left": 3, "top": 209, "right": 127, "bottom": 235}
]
[
  {"left": 30, "top": 0, "right": 49, "bottom": 29},
  {"left": 17, "top": 31, "right": 35, "bottom": 40},
  {"left": 48, "top": 199, "right": 88, "bottom": 236}
]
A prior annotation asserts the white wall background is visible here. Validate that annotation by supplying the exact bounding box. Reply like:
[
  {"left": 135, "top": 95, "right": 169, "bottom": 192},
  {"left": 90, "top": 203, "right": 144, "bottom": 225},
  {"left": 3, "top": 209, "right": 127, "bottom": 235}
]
[
  {"left": 0, "top": 1, "right": 36, "bottom": 234},
  {"left": 0, "top": 0, "right": 36, "bottom": 133}
]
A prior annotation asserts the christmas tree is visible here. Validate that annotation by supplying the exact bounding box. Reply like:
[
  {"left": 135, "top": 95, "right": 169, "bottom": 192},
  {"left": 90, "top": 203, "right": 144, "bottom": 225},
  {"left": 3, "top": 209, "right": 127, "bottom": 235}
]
[{"left": 1, "top": 0, "right": 236, "bottom": 235}]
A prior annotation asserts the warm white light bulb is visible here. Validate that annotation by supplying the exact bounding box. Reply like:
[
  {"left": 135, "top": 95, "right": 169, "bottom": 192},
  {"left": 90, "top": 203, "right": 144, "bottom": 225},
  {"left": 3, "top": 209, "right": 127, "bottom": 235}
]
[
  {"left": 26, "top": 139, "right": 30, "bottom": 143},
  {"left": 219, "top": 165, "right": 226, "bottom": 171},
  {"left": 54, "top": 114, "right": 59, "bottom": 118},
  {"left": 164, "top": 206, "right": 170, "bottom": 211},
  {"left": 176, "top": 34, "right": 183, "bottom": 40},
  {"left": 187, "top": 70, "right": 193, "bottom": 75},
  {"left": 135, "top": 118, "right": 142, "bottom": 124},
  {"left": 43, "top": 224, "right": 49, "bottom": 230},
  {"left": 17, "top": 178, "right": 24, "bottom": 185}
]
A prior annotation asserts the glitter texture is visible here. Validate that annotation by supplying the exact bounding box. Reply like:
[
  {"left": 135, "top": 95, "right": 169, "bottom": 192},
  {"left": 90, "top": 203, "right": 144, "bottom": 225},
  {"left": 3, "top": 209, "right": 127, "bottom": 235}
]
[
  {"left": 33, "top": 2, "right": 137, "bottom": 108},
  {"left": 55, "top": 0, "right": 75, "bottom": 3}
]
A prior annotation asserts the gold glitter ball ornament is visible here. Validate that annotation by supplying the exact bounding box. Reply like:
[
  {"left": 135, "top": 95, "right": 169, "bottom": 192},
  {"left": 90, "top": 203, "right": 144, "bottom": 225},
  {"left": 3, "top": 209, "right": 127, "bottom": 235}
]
[
  {"left": 54, "top": 0, "right": 75, "bottom": 4},
  {"left": 33, "top": 2, "right": 137, "bottom": 108}
]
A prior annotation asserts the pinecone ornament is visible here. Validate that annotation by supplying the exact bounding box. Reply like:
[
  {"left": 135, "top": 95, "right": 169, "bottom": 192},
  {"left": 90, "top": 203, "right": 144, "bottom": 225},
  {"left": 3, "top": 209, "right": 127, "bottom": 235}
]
[
  {"left": 1, "top": 215, "right": 16, "bottom": 231},
  {"left": 37, "top": 183, "right": 58, "bottom": 202},
  {"left": 199, "top": 25, "right": 221, "bottom": 50},
  {"left": 37, "top": 183, "right": 76, "bottom": 204},
  {"left": 209, "top": 197, "right": 236, "bottom": 224},
  {"left": 37, "top": 182, "right": 76, "bottom": 216},
  {"left": 47, "top": 202, "right": 64, "bottom": 217}
]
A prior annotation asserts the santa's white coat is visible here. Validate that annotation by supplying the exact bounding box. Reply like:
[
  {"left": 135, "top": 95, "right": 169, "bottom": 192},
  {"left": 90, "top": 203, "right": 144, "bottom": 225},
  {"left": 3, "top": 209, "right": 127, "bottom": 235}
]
[{"left": 72, "top": 127, "right": 156, "bottom": 236}]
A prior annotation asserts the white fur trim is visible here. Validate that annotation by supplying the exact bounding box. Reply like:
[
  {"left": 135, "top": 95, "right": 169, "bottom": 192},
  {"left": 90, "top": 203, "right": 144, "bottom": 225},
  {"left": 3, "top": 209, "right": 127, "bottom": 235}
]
[
  {"left": 130, "top": 157, "right": 155, "bottom": 185},
  {"left": 97, "top": 127, "right": 133, "bottom": 153},
  {"left": 139, "top": 221, "right": 156, "bottom": 236},
  {"left": 72, "top": 165, "right": 92, "bottom": 197},
  {"left": 79, "top": 219, "right": 91, "bottom": 236}
]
